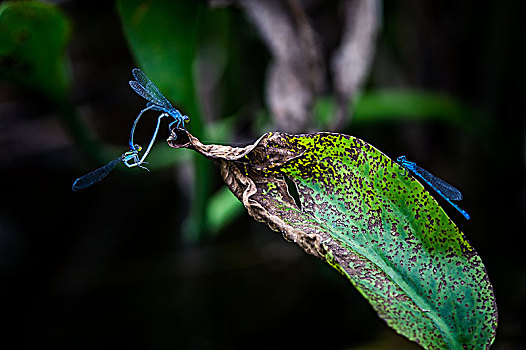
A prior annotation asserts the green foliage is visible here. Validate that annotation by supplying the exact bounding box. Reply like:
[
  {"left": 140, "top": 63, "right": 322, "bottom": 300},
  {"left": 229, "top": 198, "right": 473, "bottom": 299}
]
[
  {"left": 0, "top": 1, "right": 71, "bottom": 103},
  {"left": 169, "top": 129, "right": 498, "bottom": 349}
]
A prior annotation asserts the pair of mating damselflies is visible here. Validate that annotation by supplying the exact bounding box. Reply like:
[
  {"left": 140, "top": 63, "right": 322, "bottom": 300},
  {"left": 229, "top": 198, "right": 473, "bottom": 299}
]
[{"left": 72, "top": 68, "right": 189, "bottom": 191}]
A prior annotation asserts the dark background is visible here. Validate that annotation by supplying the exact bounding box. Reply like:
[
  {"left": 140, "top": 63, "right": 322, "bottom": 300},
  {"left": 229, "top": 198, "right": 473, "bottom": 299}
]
[{"left": 1, "top": 0, "right": 524, "bottom": 349}]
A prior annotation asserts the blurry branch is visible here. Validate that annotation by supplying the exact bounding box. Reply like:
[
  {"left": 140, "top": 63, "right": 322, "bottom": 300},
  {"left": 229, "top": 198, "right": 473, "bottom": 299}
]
[
  {"left": 213, "top": 0, "right": 325, "bottom": 133},
  {"left": 242, "top": 0, "right": 325, "bottom": 133},
  {"left": 211, "top": 0, "right": 381, "bottom": 133},
  {"left": 331, "top": 0, "right": 382, "bottom": 130}
]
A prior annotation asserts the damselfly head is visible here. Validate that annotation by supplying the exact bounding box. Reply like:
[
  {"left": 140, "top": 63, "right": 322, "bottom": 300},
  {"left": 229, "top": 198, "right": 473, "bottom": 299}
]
[{"left": 397, "top": 155, "right": 406, "bottom": 162}]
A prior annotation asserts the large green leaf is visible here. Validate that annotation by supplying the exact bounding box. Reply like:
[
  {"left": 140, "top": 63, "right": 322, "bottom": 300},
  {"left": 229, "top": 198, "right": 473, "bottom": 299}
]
[{"left": 168, "top": 129, "right": 497, "bottom": 349}]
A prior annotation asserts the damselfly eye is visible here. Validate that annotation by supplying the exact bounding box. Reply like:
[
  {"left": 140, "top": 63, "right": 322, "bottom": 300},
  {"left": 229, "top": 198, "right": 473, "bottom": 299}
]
[{"left": 134, "top": 144, "right": 142, "bottom": 152}]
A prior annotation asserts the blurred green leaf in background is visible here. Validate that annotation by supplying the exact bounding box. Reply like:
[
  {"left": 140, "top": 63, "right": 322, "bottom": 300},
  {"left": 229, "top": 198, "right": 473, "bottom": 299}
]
[
  {"left": 0, "top": 1, "right": 71, "bottom": 103},
  {"left": 0, "top": 1, "right": 111, "bottom": 160}
]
